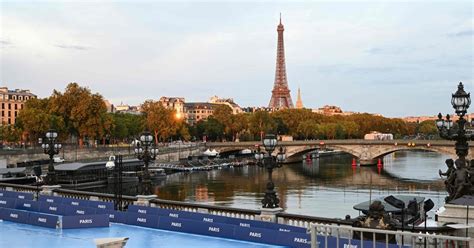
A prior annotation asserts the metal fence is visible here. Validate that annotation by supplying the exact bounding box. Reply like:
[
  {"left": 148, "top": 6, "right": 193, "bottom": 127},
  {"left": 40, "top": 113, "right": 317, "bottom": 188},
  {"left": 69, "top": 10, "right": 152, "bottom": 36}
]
[{"left": 309, "top": 223, "right": 472, "bottom": 248}]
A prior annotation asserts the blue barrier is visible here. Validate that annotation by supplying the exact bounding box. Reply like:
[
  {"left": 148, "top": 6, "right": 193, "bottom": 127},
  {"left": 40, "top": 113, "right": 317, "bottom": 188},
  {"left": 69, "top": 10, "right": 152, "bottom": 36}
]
[
  {"left": 127, "top": 205, "right": 160, "bottom": 215},
  {"left": 15, "top": 199, "right": 39, "bottom": 212},
  {"left": 61, "top": 198, "right": 89, "bottom": 207},
  {"left": 62, "top": 214, "right": 109, "bottom": 229},
  {"left": 276, "top": 231, "right": 311, "bottom": 248},
  {"left": 225, "top": 217, "right": 268, "bottom": 228},
  {"left": 125, "top": 212, "right": 159, "bottom": 228},
  {"left": 156, "top": 208, "right": 194, "bottom": 219},
  {"left": 264, "top": 222, "right": 307, "bottom": 233},
  {"left": 88, "top": 200, "right": 114, "bottom": 211},
  {"left": 0, "top": 208, "right": 30, "bottom": 224},
  {"left": 234, "top": 226, "right": 279, "bottom": 245},
  {"left": 39, "top": 202, "right": 64, "bottom": 215},
  {"left": 0, "top": 190, "right": 34, "bottom": 201},
  {"left": 158, "top": 216, "right": 194, "bottom": 233},
  {"left": 0, "top": 197, "right": 16, "bottom": 208},
  {"left": 38, "top": 195, "right": 64, "bottom": 204},
  {"left": 188, "top": 219, "right": 236, "bottom": 239},
  {"left": 28, "top": 212, "right": 59, "bottom": 229},
  {"left": 64, "top": 206, "right": 97, "bottom": 216},
  {"left": 186, "top": 212, "right": 230, "bottom": 224},
  {"left": 108, "top": 211, "right": 127, "bottom": 224}
]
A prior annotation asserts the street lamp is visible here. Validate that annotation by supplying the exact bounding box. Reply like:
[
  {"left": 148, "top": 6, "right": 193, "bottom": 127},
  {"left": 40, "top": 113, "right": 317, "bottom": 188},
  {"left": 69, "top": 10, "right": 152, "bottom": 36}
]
[
  {"left": 134, "top": 131, "right": 159, "bottom": 195},
  {"left": 41, "top": 129, "right": 61, "bottom": 185},
  {"left": 255, "top": 134, "right": 286, "bottom": 208},
  {"left": 436, "top": 82, "right": 474, "bottom": 201}
]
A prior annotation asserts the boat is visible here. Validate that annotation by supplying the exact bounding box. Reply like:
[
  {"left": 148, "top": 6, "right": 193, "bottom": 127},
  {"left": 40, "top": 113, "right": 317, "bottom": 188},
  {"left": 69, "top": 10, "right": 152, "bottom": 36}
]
[
  {"left": 0, "top": 168, "right": 36, "bottom": 184},
  {"left": 107, "top": 168, "right": 166, "bottom": 184},
  {"left": 353, "top": 195, "right": 426, "bottom": 226},
  {"left": 54, "top": 159, "right": 144, "bottom": 189}
]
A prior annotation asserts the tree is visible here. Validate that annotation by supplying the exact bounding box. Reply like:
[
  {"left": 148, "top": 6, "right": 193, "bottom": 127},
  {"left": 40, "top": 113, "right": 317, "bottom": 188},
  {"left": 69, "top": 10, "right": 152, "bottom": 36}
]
[
  {"left": 212, "top": 105, "right": 233, "bottom": 140},
  {"left": 297, "top": 120, "right": 319, "bottom": 139},
  {"left": 230, "top": 113, "right": 249, "bottom": 141},
  {"left": 249, "top": 111, "right": 276, "bottom": 140},
  {"left": 141, "top": 100, "right": 179, "bottom": 143}
]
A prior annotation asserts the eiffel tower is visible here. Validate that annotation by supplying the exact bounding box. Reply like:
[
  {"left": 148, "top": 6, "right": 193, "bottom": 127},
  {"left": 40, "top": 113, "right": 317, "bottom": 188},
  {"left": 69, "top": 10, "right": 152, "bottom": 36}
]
[{"left": 268, "top": 14, "right": 294, "bottom": 109}]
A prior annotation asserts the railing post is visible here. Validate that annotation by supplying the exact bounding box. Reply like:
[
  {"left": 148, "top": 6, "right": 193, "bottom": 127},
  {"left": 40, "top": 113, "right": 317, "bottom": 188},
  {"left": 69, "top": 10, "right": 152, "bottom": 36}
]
[
  {"left": 135, "top": 195, "right": 157, "bottom": 207},
  {"left": 258, "top": 207, "right": 283, "bottom": 222},
  {"left": 40, "top": 185, "right": 61, "bottom": 196}
]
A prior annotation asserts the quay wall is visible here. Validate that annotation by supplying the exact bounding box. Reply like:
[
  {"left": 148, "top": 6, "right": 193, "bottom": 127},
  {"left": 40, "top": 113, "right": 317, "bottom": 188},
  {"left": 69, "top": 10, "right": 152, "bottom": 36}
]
[{"left": 0, "top": 146, "right": 204, "bottom": 167}]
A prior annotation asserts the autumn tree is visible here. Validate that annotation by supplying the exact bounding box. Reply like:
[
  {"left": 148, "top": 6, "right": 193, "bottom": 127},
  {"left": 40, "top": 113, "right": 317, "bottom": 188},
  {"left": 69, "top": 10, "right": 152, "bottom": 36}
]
[{"left": 141, "top": 100, "right": 179, "bottom": 143}]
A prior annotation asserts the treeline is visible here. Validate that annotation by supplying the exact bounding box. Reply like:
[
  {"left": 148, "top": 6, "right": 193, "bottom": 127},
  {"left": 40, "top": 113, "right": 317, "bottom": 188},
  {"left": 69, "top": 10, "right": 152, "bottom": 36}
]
[
  {"left": 6, "top": 82, "right": 438, "bottom": 145},
  {"left": 191, "top": 106, "right": 438, "bottom": 141}
]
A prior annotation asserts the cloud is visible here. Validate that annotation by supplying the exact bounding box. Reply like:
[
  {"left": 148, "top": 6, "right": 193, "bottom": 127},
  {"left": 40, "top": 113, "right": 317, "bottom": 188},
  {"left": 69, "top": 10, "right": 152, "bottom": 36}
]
[
  {"left": 54, "top": 44, "right": 90, "bottom": 50},
  {"left": 448, "top": 29, "right": 474, "bottom": 37}
]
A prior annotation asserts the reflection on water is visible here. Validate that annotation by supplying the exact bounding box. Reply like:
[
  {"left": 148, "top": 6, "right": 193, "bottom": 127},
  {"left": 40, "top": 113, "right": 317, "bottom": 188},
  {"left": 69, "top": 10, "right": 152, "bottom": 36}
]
[{"left": 90, "top": 151, "right": 450, "bottom": 218}]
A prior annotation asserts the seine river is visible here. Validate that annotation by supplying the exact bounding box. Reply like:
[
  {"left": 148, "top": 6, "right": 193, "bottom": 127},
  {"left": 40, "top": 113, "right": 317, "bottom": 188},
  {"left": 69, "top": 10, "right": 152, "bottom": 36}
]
[{"left": 94, "top": 150, "right": 449, "bottom": 219}]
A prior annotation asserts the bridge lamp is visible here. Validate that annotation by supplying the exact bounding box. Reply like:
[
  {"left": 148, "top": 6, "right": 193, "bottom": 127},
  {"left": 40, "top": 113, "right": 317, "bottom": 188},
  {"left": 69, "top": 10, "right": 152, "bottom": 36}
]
[
  {"left": 276, "top": 147, "right": 286, "bottom": 164},
  {"left": 140, "top": 131, "right": 154, "bottom": 146},
  {"left": 45, "top": 129, "right": 58, "bottom": 140},
  {"left": 436, "top": 113, "right": 445, "bottom": 129},
  {"left": 263, "top": 134, "right": 277, "bottom": 153},
  {"left": 451, "top": 82, "right": 471, "bottom": 116}
]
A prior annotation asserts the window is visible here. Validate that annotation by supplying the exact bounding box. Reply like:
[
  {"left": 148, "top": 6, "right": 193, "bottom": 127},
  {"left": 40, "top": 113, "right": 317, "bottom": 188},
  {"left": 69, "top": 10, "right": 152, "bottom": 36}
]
[
  {"left": 14, "top": 111, "right": 17, "bottom": 117},
  {"left": 14, "top": 104, "right": 17, "bottom": 110},
  {"left": 1, "top": 111, "right": 3, "bottom": 117},
  {"left": 8, "top": 103, "right": 11, "bottom": 109},
  {"left": 8, "top": 111, "right": 11, "bottom": 117},
  {"left": 1, "top": 103, "right": 4, "bottom": 109},
  {"left": 8, "top": 119, "right": 10, "bottom": 124},
  {"left": 20, "top": 104, "right": 23, "bottom": 109}
]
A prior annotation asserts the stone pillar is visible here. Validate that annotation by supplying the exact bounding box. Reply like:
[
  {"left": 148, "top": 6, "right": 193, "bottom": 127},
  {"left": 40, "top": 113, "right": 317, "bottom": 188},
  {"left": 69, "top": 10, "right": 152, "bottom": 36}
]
[
  {"left": 258, "top": 207, "right": 283, "bottom": 222},
  {"left": 135, "top": 195, "right": 157, "bottom": 207},
  {"left": 40, "top": 185, "right": 61, "bottom": 196},
  {"left": 94, "top": 237, "right": 129, "bottom": 248},
  {"left": 437, "top": 204, "right": 474, "bottom": 238}
]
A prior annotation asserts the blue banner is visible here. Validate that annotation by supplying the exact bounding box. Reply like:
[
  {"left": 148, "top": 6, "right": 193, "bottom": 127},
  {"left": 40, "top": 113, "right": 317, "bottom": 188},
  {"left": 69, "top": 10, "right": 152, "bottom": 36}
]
[
  {"left": 125, "top": 212, "right": 159, "bottom": 228},
  {"left": 156, "top": 208, "right": 194, "bottom": 219},
  {"left": 188, "top": 220, "right": 236, "bottom": 239},
  {"left": 15, "top": 199, "right": 39, "bottom": 212},
  {"left": 39, "top": 202, "right": 64, "bottom": 215},
  {"left": 28, "top": 212, "right": 59, "bottom": 229},
  {"left": 225, "top": 217, "right": 268, "bottom": 228},
  {"left": 64, "top": 206, "right": 97, "bottom": 216},
  {"left": 0, "top": 190, "right": 34, "bottom": 201},
  {"left": 127, "top": 205, "right": 160, "bottom": 215},
  {"left": 1, "top": 208, "right": 30, "bottom": 224},
  {"left": 276, "top": 231, "right": 311, "bottom": 248},
  {"left": 62, "top": 214, "right": 109, "bottom": 229},
  {"left": 264, "top": 222, "right": 307, "bottom": 233},
  {"left": 88, "top": 200, "right": 114, "bottom": 211},
  {"left": 0, "top": 197, "right": 16, "bottom": 209},
  {"left": 38, "top": 195, "right": 64, "bottom": 204},
  {"left": 186, "top": 212, "right": 230, "bottom": 224},
  {"left": 233, "top": 226, "right": 279, "bottom": 245},
  {"left": 108, "top": 211, "right": 127, "bottom": 224},
  {"left": 158, "top": 216, "right": 194, "bottom": 233},
  {"left": 62, "top": 198, "right": 89, "bottom": 207}
]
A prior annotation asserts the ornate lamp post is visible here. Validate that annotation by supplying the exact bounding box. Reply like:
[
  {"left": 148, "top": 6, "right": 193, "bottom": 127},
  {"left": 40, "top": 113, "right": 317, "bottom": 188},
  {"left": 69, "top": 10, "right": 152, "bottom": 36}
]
[
  {"left": 436, "top": 82, "right": 474, "bottom": 201},
  {"left": 255, "top": 134, "right": 286, "bottom": 208},
  {"left": 134, "top": 131, "right": 159, "bottom": 195},
  {"left": 41, "top": 129, "right": 61, "bottom": 185}
]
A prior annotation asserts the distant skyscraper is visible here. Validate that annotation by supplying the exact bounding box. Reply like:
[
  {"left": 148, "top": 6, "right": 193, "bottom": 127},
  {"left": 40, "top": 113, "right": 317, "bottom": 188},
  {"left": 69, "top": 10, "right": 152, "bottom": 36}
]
[
  {"left": 268, "top": 14, "right": 294, "bottom": 109},
  {"left": 295, "top": 87, "right": 303, "bottom": 109}
]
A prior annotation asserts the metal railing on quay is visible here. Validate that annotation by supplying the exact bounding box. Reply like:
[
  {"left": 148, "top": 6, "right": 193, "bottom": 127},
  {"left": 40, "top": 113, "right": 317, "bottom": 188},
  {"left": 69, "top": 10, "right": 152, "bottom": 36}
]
[
  {"left": 277, "top": 212, "right": 353, "bottom": 228},
  {"left": 149, "top": 198, "right": 260, "bottom": 220},
  {"left": 309, "top": 223, "right": 472, "bottom": 248}
]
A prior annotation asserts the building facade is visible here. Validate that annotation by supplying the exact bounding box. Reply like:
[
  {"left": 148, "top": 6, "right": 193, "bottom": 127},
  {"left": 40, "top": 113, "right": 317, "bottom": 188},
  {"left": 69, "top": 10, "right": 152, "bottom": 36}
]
[
  {"left": 159, "top": 97, "right": 186, "bottom": 119},
  {"left": 184, "top": 102, "right": 218, "bottom": 125},
  {"left": 208, "top": 96, "right": 242, "bottom": 114},
  {"left": 0, "top": 87, "right": 36, "bottom": 125}
]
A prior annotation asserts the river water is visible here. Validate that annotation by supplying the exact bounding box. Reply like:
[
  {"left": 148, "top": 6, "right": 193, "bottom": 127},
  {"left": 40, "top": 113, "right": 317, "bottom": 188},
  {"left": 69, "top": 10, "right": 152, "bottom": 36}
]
[{"left": 93, "top": 151, "right": 450, "bottom": 219}]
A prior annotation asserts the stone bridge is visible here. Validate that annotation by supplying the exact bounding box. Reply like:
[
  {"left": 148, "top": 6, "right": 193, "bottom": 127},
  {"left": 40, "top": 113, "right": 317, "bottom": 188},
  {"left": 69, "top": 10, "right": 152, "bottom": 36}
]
[{"left": 206, "top": 140, "right": 472, "bottom": 165}]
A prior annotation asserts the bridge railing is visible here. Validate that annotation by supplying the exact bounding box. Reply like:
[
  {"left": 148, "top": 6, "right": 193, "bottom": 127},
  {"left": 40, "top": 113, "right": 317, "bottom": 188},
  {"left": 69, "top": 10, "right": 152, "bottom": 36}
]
[{"left": 309, "top": 223, "right": 471, "bottom": 248}]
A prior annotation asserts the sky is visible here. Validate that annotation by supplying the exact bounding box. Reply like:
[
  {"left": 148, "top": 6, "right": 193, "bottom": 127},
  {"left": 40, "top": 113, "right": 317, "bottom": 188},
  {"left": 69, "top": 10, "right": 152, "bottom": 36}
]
[{"left": 0, "top": 0, "right": 473, "bottom": 117}]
